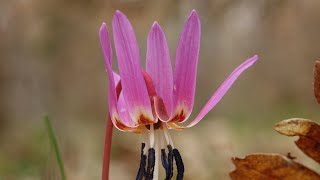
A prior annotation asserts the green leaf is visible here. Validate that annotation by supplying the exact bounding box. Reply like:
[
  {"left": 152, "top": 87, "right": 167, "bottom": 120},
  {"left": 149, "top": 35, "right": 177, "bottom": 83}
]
[{"left": 43, "top": 114, "right": 67, "bottom": 180}]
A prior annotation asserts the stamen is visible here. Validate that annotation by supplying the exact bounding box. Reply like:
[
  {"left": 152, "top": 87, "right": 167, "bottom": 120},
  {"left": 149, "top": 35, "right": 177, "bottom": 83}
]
[
  {"left": 146, "top": 148, "right": 155, "bottom": 180},
  {"left": 163, "top": 125, "right": 174, "bottom": 148},
  {"left": 141, "top": 127, "right": 149, "bottom": 155},
  {"left": 173, "top": 149, "right": 184, "bottom": 180},
  {"left": 161, "top": 149, "right": 168, "bottom": 166},
  {"left": 163, "top": 129, "right": 170, "bottom": 145},
  {"left": 144, "top": 143, "right": 149, "bottom": 155},
  {"left": 168, "top": 135, "right": 174, "bottom": 149},
  {"left": 165, "top": 145, "right": 174, "bottom": 180},
  {"left": 160, "top": 129, "right": 170, "bottom": 178},
  {"left": 161, "top": 149, "right": 168, "bottom": 176},
  {"left": 136, "top": 143, "right": 147, "bottom": 180}
]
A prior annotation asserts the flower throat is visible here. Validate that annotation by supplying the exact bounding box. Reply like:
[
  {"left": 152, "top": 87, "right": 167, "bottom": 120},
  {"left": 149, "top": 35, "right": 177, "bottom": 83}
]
[{"left": 136, "top": 122, "right": 184, "bottom": 180}]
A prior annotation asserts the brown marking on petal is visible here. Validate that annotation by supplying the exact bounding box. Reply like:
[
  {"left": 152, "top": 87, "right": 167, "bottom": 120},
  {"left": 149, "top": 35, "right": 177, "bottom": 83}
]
[
  {"left": 138, "top": 114, "right": 155, "bottom": 125},
  {"left": 170, "top": 109, "right": 187, "bottom": 123}
]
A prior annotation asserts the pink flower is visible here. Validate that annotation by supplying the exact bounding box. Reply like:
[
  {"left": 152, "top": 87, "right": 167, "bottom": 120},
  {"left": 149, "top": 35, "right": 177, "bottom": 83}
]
[{"left": 100, "top": 10, "right": 258, "bottom": 180}]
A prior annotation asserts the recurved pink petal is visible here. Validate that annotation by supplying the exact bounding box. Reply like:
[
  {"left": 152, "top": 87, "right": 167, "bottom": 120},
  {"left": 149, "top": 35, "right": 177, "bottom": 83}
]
[
  {"left": 187, "top": 55, "right": 259, "bottom": 128},
  {"left": 99, "top": 23, "right": 138, "bottom": 132},
  {"left": 172, "top": 10, "right": 201, "bottom": 123},
  {"left": 112, "top": 11, "right": 154, "bottom": 125},
  {"left": 146, "top": 22, "right": 173, "bottom": 118}
]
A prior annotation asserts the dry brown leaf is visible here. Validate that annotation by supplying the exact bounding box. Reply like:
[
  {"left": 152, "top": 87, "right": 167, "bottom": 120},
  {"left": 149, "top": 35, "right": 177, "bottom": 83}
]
[
  {"left": 274, "top": 118, "right": 314, "bottom": 136},
  {"left": 314, "top": 61, "right": 320, "bottom": 104},
  {"left": 274, "top": 118, "right": 320, "bottom": 144},
  {"left": 230, "top": 154, "right": 320, "bottom": 180},
  {"left": 275, "top": 118, "right": 320, "bottom": 164}
]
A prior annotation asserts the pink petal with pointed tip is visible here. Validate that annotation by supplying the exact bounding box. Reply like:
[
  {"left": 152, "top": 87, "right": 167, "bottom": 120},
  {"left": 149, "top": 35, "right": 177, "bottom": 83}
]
[
  {"left": 99, "top": 23, "right": 138, "bottom": 131},
  {"left": 187, "top": 55, "right": 259, "bottom": 128},
  {"left": 112, "top": 11, "right": 154, "bottom": 124},
  {"left": 146, "top": 22, "right": 173, "bottom": 117},
  {"left": 173, "top": 10, "right": 201, "bottom": 122},
  {"left": 100, "top": 23, "right": 112, "bottom": 66}
]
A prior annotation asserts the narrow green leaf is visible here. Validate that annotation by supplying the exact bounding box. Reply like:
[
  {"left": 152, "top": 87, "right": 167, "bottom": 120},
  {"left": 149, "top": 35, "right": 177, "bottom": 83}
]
[{"left": 43, "top": 114, "right": 67, "bottom": 180}]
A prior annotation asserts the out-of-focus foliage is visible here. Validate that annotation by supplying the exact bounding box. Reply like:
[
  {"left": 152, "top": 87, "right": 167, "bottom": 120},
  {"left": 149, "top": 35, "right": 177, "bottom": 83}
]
[{"left": 2, "top": 0, "right": 320, "bottom": 179}]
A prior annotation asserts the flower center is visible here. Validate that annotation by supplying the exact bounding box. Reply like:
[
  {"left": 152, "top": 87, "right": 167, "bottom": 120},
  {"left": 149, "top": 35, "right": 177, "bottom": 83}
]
[
  {"left": 136, "top": 123, "right": 184, "bottom": 180},
  {"left": 145, "top": 121, "right": 162, "bottom": 130}
]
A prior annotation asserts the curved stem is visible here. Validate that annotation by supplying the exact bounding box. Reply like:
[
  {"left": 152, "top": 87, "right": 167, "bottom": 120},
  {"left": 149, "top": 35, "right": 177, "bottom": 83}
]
[{"left": 102, "top": 115, "right": 114, "bottom": 180}]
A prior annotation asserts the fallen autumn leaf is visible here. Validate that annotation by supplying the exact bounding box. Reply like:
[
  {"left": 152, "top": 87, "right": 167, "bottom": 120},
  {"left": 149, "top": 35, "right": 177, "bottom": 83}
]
[
  {"left": 230, "top": 154, "right": 320, "bottom": 180},
  {"left": 275, "top": 118, "right": 320, "bottom": 164}
]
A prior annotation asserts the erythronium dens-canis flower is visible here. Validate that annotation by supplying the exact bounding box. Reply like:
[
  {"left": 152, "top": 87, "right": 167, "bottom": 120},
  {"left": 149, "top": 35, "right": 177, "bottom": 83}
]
[{"left": 100, "top": 9, "right": 258, "bottom": 180}]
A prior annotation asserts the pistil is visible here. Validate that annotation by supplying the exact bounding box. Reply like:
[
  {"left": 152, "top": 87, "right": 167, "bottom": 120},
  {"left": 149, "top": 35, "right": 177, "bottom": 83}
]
[
  {"left": 149, "top": 124, "right": 155, "bottom": 148},
  {"left": 153, "top": 130, "right": 160, "bottom": 180},
  {"left": 163, "top": 125, "right": 174, "bottom": 148}
]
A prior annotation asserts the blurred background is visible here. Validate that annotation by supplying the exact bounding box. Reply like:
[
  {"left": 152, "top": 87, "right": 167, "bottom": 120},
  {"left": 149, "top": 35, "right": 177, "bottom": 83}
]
[{"left": 2, "top": 0, "right": 320, "bottom": 179}]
